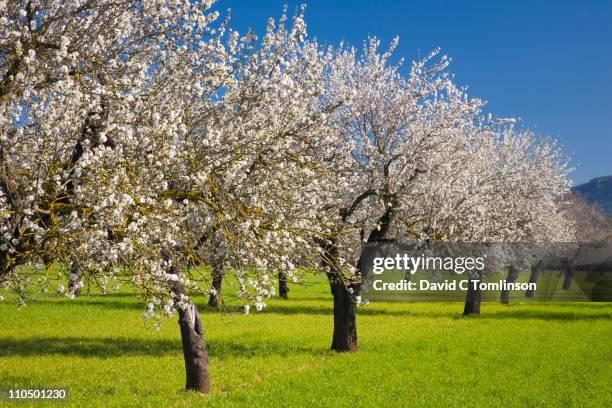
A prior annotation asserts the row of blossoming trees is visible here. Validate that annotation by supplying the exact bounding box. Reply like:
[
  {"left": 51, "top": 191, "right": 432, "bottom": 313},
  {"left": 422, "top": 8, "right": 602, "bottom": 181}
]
[{"left": 1, "top": 0, "right": 573, "bottom": 394}]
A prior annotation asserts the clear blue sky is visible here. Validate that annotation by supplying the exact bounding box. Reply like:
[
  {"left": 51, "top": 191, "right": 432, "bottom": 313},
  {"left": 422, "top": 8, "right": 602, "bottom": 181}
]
[{"left": 215, "top": 0, "right": 611, "bottom": 185}]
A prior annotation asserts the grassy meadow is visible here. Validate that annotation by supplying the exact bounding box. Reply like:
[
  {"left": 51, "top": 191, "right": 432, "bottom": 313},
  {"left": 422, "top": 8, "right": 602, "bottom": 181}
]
[{"left": 0, "top": 275, "right": 610, "bottom": 407}]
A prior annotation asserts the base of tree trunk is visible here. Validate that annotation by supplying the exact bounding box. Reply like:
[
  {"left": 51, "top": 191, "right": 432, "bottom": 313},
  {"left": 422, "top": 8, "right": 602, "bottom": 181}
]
[
  {"left": 178, "top": 303, "right": 210, "bottom": 394},
  {"left": 330, "top": 279, "right": 357, "bottom": 352},
  {"left": 208, "top": 275, "right": 223, "bottom": 307},
  {"left": 278, "top": 272, "right": 289, "bottom": 299},
  {"left": 500, "top": 266, "right": 519, "bottom": 304},
  {"left": 68, "top": 259, "right": 82, "bottom": 296},
  {"left": 320, "top": 237, "right": 358, "bottom": 352},
  {"left": 463, "top": 277, "right": 482, "bottom": 316},
  {"left": 166, "top": 254, "right": 211, "bottom": 394},
  {"left": 562, "top": 267, "right": 573, "bottom": 290},
  {"left": 526, "top": 262, "right": 541, "bottom": 298}
]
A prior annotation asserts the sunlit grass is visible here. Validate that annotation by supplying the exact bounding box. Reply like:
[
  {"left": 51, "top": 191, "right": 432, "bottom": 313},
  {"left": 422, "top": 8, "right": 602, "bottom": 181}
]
[{"left": 0, "top": 276, "right": 610, "bottom": 407}]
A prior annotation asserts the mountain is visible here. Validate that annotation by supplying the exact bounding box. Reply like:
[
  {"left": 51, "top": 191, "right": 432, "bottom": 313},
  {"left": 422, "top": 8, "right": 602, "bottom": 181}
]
[{"left": 572, "top": 176, "right": 612, "bottom": 216}]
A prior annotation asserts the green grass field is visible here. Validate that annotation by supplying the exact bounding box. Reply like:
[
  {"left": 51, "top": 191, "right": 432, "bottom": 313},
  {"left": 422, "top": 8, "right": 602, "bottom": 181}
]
[{"left": 0, "top": 276, "right": 610, "bottom": 407}]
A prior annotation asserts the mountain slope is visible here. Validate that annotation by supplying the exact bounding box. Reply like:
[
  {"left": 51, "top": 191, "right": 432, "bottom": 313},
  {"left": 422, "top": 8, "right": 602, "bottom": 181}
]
[{"left": 572, "top": 176, "right": 612, "bottom": 215}]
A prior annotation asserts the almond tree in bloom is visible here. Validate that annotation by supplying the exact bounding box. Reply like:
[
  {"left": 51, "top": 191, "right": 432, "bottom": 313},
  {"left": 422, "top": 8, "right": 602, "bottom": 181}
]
[
  {"left": 386, "top": 124, "right": 574, "bottom": 313},
  {"left": 1, "top": 1, "right": 342, "bottom": 393},
  {"left": 417, "top": 127, "right": 573, "bottom": 314},
  {"left": 1, "top": 0, "right": 253, "bottom": 394},
  {"left": 69, "top": 8, "right": 342, "bottom": 393},
  {"left": 313, "top": 40, "right": 575, "bottom": 348},
  {"left": 309, "top": 39, "right": 491, "bottom": 351}
]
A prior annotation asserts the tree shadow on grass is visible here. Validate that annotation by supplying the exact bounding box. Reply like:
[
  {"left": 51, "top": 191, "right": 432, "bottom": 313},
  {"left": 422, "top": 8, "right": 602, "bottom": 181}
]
[
  {"left": 265, "top": 303, "right": 464, "bottom": 318},
  {"left": 26, "top": 295, "right": 331, "bottom": 311},
  {"left": 518, "top": 302, "right": 612, "bottom": 310},
  {"left": 0, "top": 336, "right": 322, "bottom": 359},
  {"left": 29, "top": 299, "right": 608, "bottom": 322},
  {"left": 18, "top": 295, "right": 612, "bottom": 321},
  {"left": 26, "top": 297, "right": 145, "bottom": 310},
  {"left": 264, "top": 303, "right": 611, "bottom": 321},
  {"left": 0, "top": 336, "right": 178, "bottom": 358},
  {"left": 481, "top": 308, "right": 612, "bottom": 321}
]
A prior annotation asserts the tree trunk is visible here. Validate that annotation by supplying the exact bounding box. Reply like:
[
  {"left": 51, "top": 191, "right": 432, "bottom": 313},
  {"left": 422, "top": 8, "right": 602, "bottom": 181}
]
[
  {"left": 500, "top": 265, "right": 519, "bottom": 304},
  {"left": 525, "top": 261, "right": 542, "bottom": 298},
  {"left": 207, "top": 273, "right": 223, "bottom": 307},
  {"left": 207, "top": 233, "right": 225, "bottom": 308},
  {"left": 562, "top": 263, "right": 573, "bottom": 290},
  {"left": 463, "top": 273, "right": 483, "bottom": 316},
  {"left": 562, "top": 269, "right": 573, "bottom": 289},
  {"left": 167, "top": 257, "right": 210, "bottom": 394},
  {"left": 329, "top": 277, "right": 357, "bottom": 352},
  {"left": 320, "top": 237, "right": 358, "bottom": 352},
  {"left": 278, "top": 272, "right": 289, "bottom": 299},
  {"left": 353, "top": 206, "right": 396, "bottom": 298},
  {"left": 324, "top": 204, "right": 396, "bottom": 350},
  {"left": 68, "top": 258, "right": 82, "bottom": 296},
  {"left": 561, "top": 261, "right": 573, "bottom": 290},
  {"left": 177, "top": 302, "right": 210, "bottom": 393}
]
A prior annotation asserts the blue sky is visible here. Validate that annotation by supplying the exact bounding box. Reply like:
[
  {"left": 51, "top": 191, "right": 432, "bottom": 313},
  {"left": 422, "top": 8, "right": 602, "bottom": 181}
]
[{"left": 215, "top": 0, "right": 611, "bottom": 185}]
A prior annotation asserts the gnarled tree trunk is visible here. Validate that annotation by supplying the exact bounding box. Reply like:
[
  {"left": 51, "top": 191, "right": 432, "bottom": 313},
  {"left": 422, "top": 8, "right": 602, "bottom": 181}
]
[
  {"left": 177, "top": 302, "right": 210, "bottom": 393},
  {"left": 500, "top": 265, "right": 519, "bottom": 304},
  {"left": 464, "top": 271, "right": 483, "bottom": 315},
  {"left": 167, "top": 257, "right": 210, "bottom": 393},
  {"left": 278, "top": 272, "right": 289, "bottom": 299}
]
